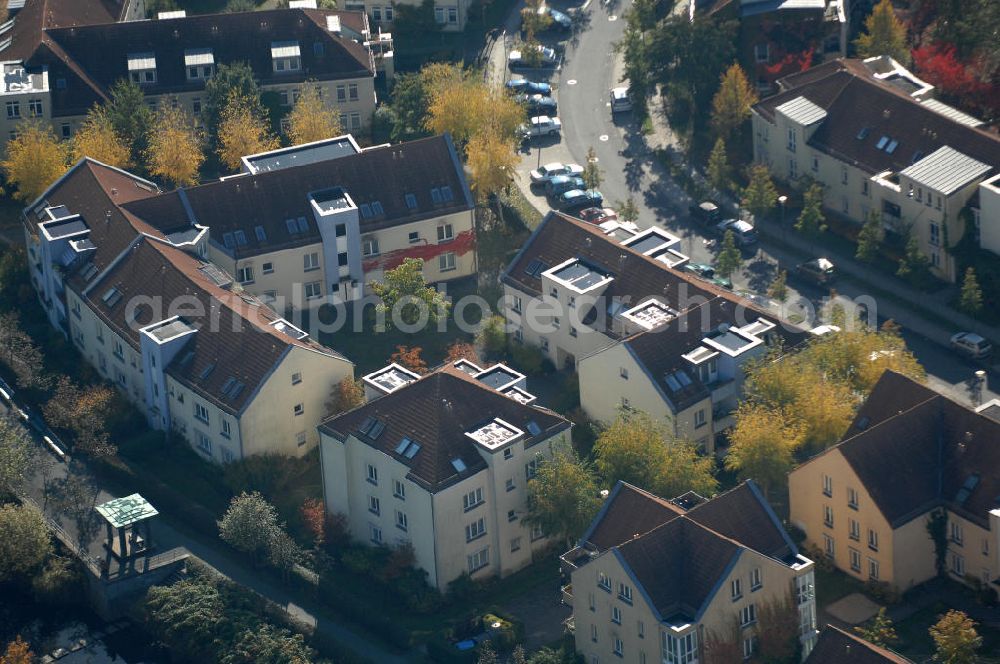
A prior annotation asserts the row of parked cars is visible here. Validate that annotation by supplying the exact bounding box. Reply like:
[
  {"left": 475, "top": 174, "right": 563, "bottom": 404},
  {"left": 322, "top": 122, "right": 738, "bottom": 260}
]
[{"left": 529, "top": 161, "right": 604, "bottom": 212}]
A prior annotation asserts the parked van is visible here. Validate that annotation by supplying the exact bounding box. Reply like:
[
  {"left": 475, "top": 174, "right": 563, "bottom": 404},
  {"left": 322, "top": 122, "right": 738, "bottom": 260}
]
[
  {"left": 610, "top": 87, "right": 632, "bottom": 113},
  {"left": 716, "top": 218, "right": 758, "bottom": 246}
]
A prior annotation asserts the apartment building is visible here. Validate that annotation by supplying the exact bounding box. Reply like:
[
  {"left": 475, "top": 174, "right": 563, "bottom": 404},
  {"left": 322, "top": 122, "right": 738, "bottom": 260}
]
[
  {"left": 561, "top": 480, "right": 818, "bottom": 663},
  {"left": 122, "top": 133, "right": 475, "bottom": 309},
  {"left": 752, "top": 57, "right": 1000, "bottom": 283},
  {"left": 319, "top": 361, "right": 572, "bottom": 590},
  {"left": 345, "top": 0, "right": 470, "bottom": 33},
  {"left": 789, "top": 370, "right": 1000, "bottom": 592},
  {"left": 24, "top": 158, "right": 354, "bottom": 462},
  {"left": 0, "top": 1, "right": 386, "bottom": 151},
  {"left": 502, "top": 212, "right": 805, "bottom": 452},
  {"left": 806, "top": 625, "right": 913, "bottom": 663}
]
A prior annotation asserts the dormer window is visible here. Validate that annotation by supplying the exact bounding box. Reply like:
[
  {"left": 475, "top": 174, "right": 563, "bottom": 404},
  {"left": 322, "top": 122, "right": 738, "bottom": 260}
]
[
  {"left": 271, "top": 41, "right": 301, "bottom": 73},
  {"left": 127, "top": 52, "right": 157, "bottom": 85},
  {"left": 184, "top": 48, "right": 215, "bottom": 81}
]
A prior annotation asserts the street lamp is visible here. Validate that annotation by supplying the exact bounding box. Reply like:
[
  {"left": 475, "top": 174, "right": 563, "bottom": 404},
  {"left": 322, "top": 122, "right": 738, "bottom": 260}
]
[{"left": 778, "top": 195, "right": 788, "bottom": 239}]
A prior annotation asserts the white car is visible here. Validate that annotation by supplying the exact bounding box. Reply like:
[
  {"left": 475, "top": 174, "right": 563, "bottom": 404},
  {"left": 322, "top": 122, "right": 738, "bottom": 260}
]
[
  {"left": 610, "top": 87, "right": 632, "bottom": 113},
  {"left": 951, "top": 332, "right": 992, "bottom": 359},
  {"left": 520, "top": 115, "right": 562, "bottom": 138},
  {"left": 508, "top": 45, "right": 559, "bottom": 68},
  {"left": 530, "top": 162, "right": 584, "bottom": 184}
]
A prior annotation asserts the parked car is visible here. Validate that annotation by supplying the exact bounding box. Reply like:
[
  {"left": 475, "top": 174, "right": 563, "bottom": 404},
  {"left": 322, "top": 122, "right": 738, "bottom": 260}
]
[
  {"left": 559, "top": 189, "right": 603, "bottom": 211},
  {"left": 519, "top": 115, "right": 562, "bottom": 138},
  {"left": 509, "top": 45, "right": 559, "bottom": 68},
  {"left": 506, "top": 78, "right": 552, "bottom": 95},
  {"left": 530, "top": 161, "right": 583, "bottom": 184},
  {"left": 545, "top": 175, "right": 585, "bottom": 197},
  {"left": 536, "top": 5, "right": 573, "bottom": 30},
  {"left": 683, "top": 262, "right": 732, "bottom": 289},
  {"left": 950, "top": 332, "right": 993, "bottom": 359},
  {"left": 715, "top": 218, "right": 758, "bottom": 246},
  {"left": 795, "top": 257, "right": 837, "bottom": 285},
  {"left": 516, "top": 93, "right": 557, "bottom": 115},
  {"left": 577, "top": 207, "right": 618, "bottom": 224},
  {"left": 689, "top": 200, "right": 721, "bottom": 225},
  {"left": 610, "top": 87, "right": 632, "bottom": 113}
]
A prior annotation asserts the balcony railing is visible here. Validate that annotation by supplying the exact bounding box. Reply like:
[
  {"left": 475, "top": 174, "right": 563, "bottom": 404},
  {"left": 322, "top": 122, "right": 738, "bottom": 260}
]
[
  {"left": 560, "top": 543, "right": 598, "bottom": 577},
  {"left": 561, "top": 583, "right": 573, "bottom": 605}
]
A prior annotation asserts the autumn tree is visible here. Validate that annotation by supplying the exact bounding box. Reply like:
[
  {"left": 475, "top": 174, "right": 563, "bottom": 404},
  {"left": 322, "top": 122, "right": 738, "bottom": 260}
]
[
  {"left": 743, "top": 164, "right": 777, "bottom": 223},
  {"left": 325, "top": 377, "right": 365, "bottom": 416},
  {"left": 286, "top": 83, "right": 342, "bottom": 146},
  {"left": 594, "top": 412, "right": 717, "bottom": 497},
  {"left": 710, "top": 63, "right": 757, "bottom": 140},
  {"left": 218, "top": 491, "right": 280, "bottom": 563},
  {"left": 855, "top": 607, "right": 898, "bottom": 648},
  {"left": 146, "top": 103, "right": 203, "bottom": 187},
  {"left": 43, "top": 377, "right": 116, "bottom": 457},
  {"left": 715, "top": 230, "right": 742, "bottom": 280},
  {"left": 582, "top": 146, "right": 603, "bottom": 192},
  {"left": 425, "top": 77, "right": 522, "bottom": 147},
  {"left": 0, "top": 503, "right": 52, "bottom": 582},
  {"left": 804, "top": 322, "right": 924, "bottom": 396},
  {"left": 217, "top": 92, "right": 279, "bottom": 171},
  {"left": 370, "top": 258, "right": 450, "bottom": 331},
  {"left": 390, "top": 345, "right": 428, "bottom": 374},
  {"left": 299, "top": 497, "right": 326, "bottom": 548},
  {"left": 466, "top": 130, "right": 518, "bottom": 220},
  {"left": 72, "top": 105, "right": 132, "bottom": 169},
  {"left": 856, "top": 209, "right": 883, "bottom": 263},
  {"left": 106, "top": 79, "right": 153, "bottom": 167},
  {"left": 525, "top": 448, "right": 602, "bottom": 547},
  {"left": 204, "top": 62, "right": 263, "bottom": 139},
  {"left": 958, "top": 267, "right": 983, "bottom": 317},
  {"left": 444, "top": 340, "right": 479, "bottom": 364},
  {"left": 725, "top": 404, "right": 805, "bottom": 497},
  {"left": 929, "top": 610, "right": 981, "bottom": 664},
  {"left": 1, "top": 121, "right": 68, "bottom": 202},
  {"left": 768, "top": 269, "right": 789, "bottom": 303},
  {"left": 0, "top": 416, "right": 36, "bottom": 500},
  {"left": 795, "top": 182, "right": 827, "bottom": 243},
  {"left": 520, "top": 0, "right": 552, "bottom": 40},
  {"left": 756, "top": 595, "right": 799, "bottom": 662},
  {"left": 707, "top": 137, "right": 730, "bottom": 193},
  {"left": 616, "top": 196, "right": 640, "bottom": 224},
  {"left": 854, "top": 0, "right": 910, "bottom": 65},
  {"left": 1, "top": 637, "right": 33, "bottom": 664},
  {"left": 0, "top": 312, "right": 50, "bottom": 389}
]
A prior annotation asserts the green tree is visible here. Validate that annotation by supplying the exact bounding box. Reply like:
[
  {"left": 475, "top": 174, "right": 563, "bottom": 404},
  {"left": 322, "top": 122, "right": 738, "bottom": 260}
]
[
  {"left": 144, "top": 577, "right": 225, "bottom": 658},
  {"left": 929, "top": 609, "right": 981, "bottom": 664},
  {"left": 856, "top": 209, "right": 883, "bottom": 263},
  {"left": 389, "top": 72, "right": 431, "bottom": 141},
  {"left": 724, "top": 404, "right": 805, "bottom": 497},
  {"left": 1, "top": 121, "right": 68, "bottom": 202},
  {"left": 616, "top": 24, "right": 650, "bottom": 113},
  {"left": 896, "top": 231, "right": 931, "bottom": 285},
  {"left": 223, "top": 624, "right": 313, "bottom": 664},
  {"left": 370, "top": 258, "right": 450, "bottom": 331},
  {"left": 525, "top": 448, "right": 602, "bottom": 547},
  {"left": 767, "top": 269, "right": 789, "bottom": 303},
  {"left": 0, "top": 417, "right": 35, "bottom": 499},
  {"left": 218, "top": 491, "right": 280, "bottom": 562},
  {"left": 477, "top": 641, "right": 498, "bottom": 664},
  {"left": 477, "top": 315, "right": 508, "bottom": 358},
  {"left": 582, "top": 146, "right": 603, "bottom": 192},
  {"left": 707, "top": 137, "right": 730, "bottom": 193},
  {"left": 267, "top": 530, "right": 300, "bottom": 583},
  {"left": 854, "top": 0, "right": 910, "bottom": 65},
  {"left": 0, "top": 503, "right": 52, "bottom": 582},
  {"left": 795, "top": 182, "right": 827, "bottom": 241},
  {"left": 958, "top": 267, "right": 983, "bottom": 317},
  {"left": 755, "top": 595, "right": 799, "bottom": 662},
  {"left": 710, "top": 63, "right": 757, "bottom": 140},
  {"left": 106, "top": 79, "right": 153, "bottom": 167},
  {"left": 616, "top": 197, "right": 640, "bottom": 224},
  {"left": 715, "top": 230, "right": 742, "bottom": 280},
  {"left": 204, "top": 62, "right": 264, "bottom": 140},
  {"left": 743, "top": 164, "right": 778, "bottom": 223},
  {"left": 855, "top": 607, "right": 898, "bottom": 648},
  {"left": 594, "top": 413, "right": 717, "bottom": 497}
]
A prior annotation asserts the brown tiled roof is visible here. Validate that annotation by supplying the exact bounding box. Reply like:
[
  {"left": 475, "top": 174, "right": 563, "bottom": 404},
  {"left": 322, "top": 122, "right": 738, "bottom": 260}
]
[
  {"left": 6, "top": 0, "right": 124, "bottom": 60},
  {"left": 319, "top": 365, "right": 570, "bottom": 492},
  {"left": 582, "top": 482, "right": 683, "bottom": 550},
  {"left": 847, "top": 369, "right": 937, "bottom": 435},
  {"left": 832, "top": 372, "right": 1000, "bottom": 528},
  {"left": 754, "top": 59, "right": 1000, "bottom": 176},
  {"left": 123, "top": 135, "right": 473, "bottom": 260},
  {"left": 83, "top": 236, "right": 343, "bottom": 413},
  {"left": 807, "top": 625, "right": 914, "bottom": 663}
]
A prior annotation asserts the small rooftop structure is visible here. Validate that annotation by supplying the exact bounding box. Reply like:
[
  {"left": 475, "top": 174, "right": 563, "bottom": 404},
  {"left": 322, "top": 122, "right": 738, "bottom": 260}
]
[
  {"left": 900, "top": 146, "right": 991, "bottom": 196},
  {"left": 465, "top": 418, "right": 523, "bottom": 451},
  {"left": 502, "top": 385, "right": 537, "bottom": 405},
  {"left": 545, "top": 258, "right": 614, "bottom": 293},
  {"left": 451, "top": 358, "right": 483, "bottom": 375},
  {"left": 142, "top": 317, "right": 197, "bottom": 343},
  {"left": 241, "top": 135, "right": 362, "bottom": 174},
  {"left": 309, "top": 186, "right": 354, "bottom": 214},
  {"left": 702, "top": 324, "right": 765, "bottom": 356},
  {"left": 96, "top": 493, "right": 159, "bottom": 528},
  {"left": 475, "top": 364, "right": 526, "bottom": 392},
  {"left": 619, "top": 299, "right": 677, "bottom": 331},
  {"left": 96, "top": 493, "right": 159, "bottom": 563},
  {"left": 363, "top": 362, "right": 421, "bottom": 400},
  {"left": 776, "top": 96, "right": 828, "bottom": 126},
  {"left": 269, "top": 318, "right": 309, "bottom": 340}
]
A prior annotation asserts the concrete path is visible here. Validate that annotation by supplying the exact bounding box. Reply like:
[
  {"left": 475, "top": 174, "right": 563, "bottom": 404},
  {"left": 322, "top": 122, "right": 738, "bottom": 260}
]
[{"left": 825, "top": 593, "right": 881, "bottom": 626}]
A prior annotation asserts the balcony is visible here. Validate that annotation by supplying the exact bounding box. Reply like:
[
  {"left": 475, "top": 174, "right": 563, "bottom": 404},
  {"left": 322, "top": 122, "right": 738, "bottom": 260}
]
[
  {"left": 561, "top": 583, "right": 573, "bottom": 605},
  {"left": 562, "top": 616, "right": 575, "bottom": 634},
  {"left": 560, "top": 543, "right": 598, "bottom": 577}
]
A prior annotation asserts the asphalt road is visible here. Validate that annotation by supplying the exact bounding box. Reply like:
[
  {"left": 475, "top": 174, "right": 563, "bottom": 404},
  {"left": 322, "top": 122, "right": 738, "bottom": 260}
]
[{"left": 504, "top": 0, "right": 999, "bottom": 407}]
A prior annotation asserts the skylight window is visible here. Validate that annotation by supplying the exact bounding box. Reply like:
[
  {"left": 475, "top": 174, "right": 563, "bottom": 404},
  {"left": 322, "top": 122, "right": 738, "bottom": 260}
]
[
  {"left": 371, "top": 201, "right": 384, "bottom": 215},
  {"left": 526, "top": 421, "right": 542, "bottom": 436},
  {"left": 403, "top": 441, "right": 421, "bottom": 458},
  {"left": 885, "top": 139, "right": 899, "bottom": 154},
  {"left": 404, "top": 193, "right": 417, "bottom": 210},
  {"left": 296, "top": 217, "right": 309, "bottom": 233},
  {"left": 254, "top": 225, "right": 267, "bottom": 242},
  {"left": 394, "top": 437, "right": 412, "bottom": 454},
  {"left": 199, "top": 363, "right": 216, "bottom": 380},
  {"left": 524, "top": 259, "right": 547, "bottom": 278},
  {"left": 223, "top": 232, "right": 235, "bottom": 249},
  {"left": 101, "top": 287, "right": 122, "bottom": 307},
  {"left": 441, "top": 186, "right": 454, "bottom": 202},
  {"left": 431, "top": 188, "right": 442, "bottom": 204},
  {"left": 875, "top": 135, "right": 889, "bottom": 150},
  {"left": 234, "top": 230, "right": 248, "bottom": 246},
  {"left": 360, "top": 204, "right": 373, "bottom": 219},
  {"left": 451, "top": 458, "right": 467, "bottom": 473},
  {"left": 285, "top": 219, "right": 298, "bottom": 234},
  {"left": 856, "top": 127, "right": 870, "bottom": 140}
]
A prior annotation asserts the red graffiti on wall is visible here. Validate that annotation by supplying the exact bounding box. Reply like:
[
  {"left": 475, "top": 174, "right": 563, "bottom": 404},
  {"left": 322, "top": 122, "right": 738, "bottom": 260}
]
[{"left": 362, "top": 228, "right": 476, "bottom": 273}]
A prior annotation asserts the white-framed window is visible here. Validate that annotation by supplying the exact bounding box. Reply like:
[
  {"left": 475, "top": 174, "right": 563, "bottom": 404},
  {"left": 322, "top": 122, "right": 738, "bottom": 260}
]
[
  {"left": 437, "top": 223, "right": 454, "bottom": 242},
  {"left": 849, "top": 518, "right": 860, "bottom": 541},
  {"left": 296, "top": 431, "right": 306, "bottom": 447},
  {"left": 868, "top": 557, "right": 879, "bottom": 580},
  {"left": 221, "top": 448, "right": 234, "bottom": 463},
  {"left": 262, "top": 261, "right": 274, "bottom": 274},
  {"left": 611, "top": 605, "right": 622, "bottom": 624},
  {"left": 194, "top": 402, "right": 209, "bottom": 424},
  {"left": 868, "top": 529, "right": 879, "bottom": 551},
  {"left": 439, "top": 252, "right": 457, "bottom": 272},
  {"left": 372, "top": 5, "right": 381, "bottom": 20},
  {"left": 291, "top": 372, "right": 302, "bottom": 385},
  {"left": 743, "top": 636, "right": 755, "bottom": 660},
  {"left": 618, "top": 582, "right": 633, "bottom": 603},
  {"left": 930, "top": 222, "right": 940, "bottom": 247},
  {"left": 540, "top": 338, "right": 549, "bottom": 351},
  {"left": 505, "top": 478, "right": 515, "bottom": 492},
  {"left": 362, "top": 237, "right": 380, "bottom": 256},
  {"left": 613, "top": 638, "right": 623, "bottom": 656},
  {"left": 385, "top": 5, "right": 393, "bottom": 20},
  {"left": 369, "top": 523, "right": 382, "bottom": 543},
  {"left": 408, "top": 231, "right": 420, "bottom": 244},
  {"left": 822, "top": 474, "right": 832, "bottom": 497},
  {"left": 598, "top": 571, "right": 611, "bottom": 591},
  {"left": 824, "top": 505, "right": 834, "bottom": 527},
  {"left": 507, "top": 509, "right": 517, "bottom": 522},
  {"left": 787, "top": 128, "right": 796, "bottom": 152},
  {"left": 951, "top": 521, "right": 964, "bottom": 545},
  {"left": 823, "top": 534, "right": 835, "bottom": 559},
  {"left": 951, "top": 552, "right": 965, "bottom": 576},
  {"left": 847, "top": 487, "right": 859, "bottom": 509},
  {"left": 468, "top": 546, "right": 489, "bottom": 572},
  {"left": 28, "top": 99, "right": 42, "bottom": 117},
  {"left": 983, "top": 538, "right": 990, "bottom": 556},
  {"left": 754, "top": 42, "right": 769, "bottom": 63},
  {"left": 849, "top": 547, "right": 861, "bottom": 572},
  {"left": 463, "top": 487, "right": 484, "bottom": 511},
  {"left": 512, "top": 295, "right": 523, "bottom": 314},
  {"left": 393, "top": 479, "right": 406, "bottom": 499},
  {"left": 221, "top": 419, "right": 231, "bottom": 439},
  {"left": 349, "top": 83, "right": 359, "bottom": 101},
  {"left": 525, "top": 458, "right": 538, "bottom": 480},
  {"left": 236, "top": 265, "right": 254, "bottom": 284},
  {"left": 590, "top": 624, "right": 598, "bottom": 643},
  {"left": 750, "top": 567, "right": 762, "bottom": 591},
  {"left": 841, "top": 166, "right": 849, "bottom": 185},
  {"left": 465, "top": 517, "right": 486, "bottom": 541},
  {"left": 395, "top": 510, "right": 408, "bottom": 531},
  {"left": 731, "top": 578, "right": 742, "bottom": 600},
  {"left": 661, "top": 632, "right": 696, "bottom": 664},
  {"left": 368, "top": 495, "right": 380, "bottom": 515},
  {"left": 366, "top": 463, "right": 378, "bottom": 485},
  {"left": 504, "top": 448, "right": 514, "bottom": 460},
  {"left": 304, "top": 252, "right": 320, "bottom": 271},
  {"left": 740, "top": 603, "right": 756, "bottom": 627},
  {"left": 448, "top": 6, "right": 458, "bottom": 23},
  {"left": 336, "top": 84, "right": 346, "bottom": 101},
  {"left": 789, "top": 158, "right": 798, "bottom": 179},
  {"left": 694, "top": 409, "right": 706, "bottom": 428},
  {"left": 434, "top": 6, "right": 445, "bottom": 22},
  {"left": 637, "top": 620, "right": 644, "bottom": 639},
  {"left": 293, "top": 403, "right": 304, "bottom": 416},
  {"left": 569, "top": 326, "right": 578, "bottom": 338},
  {"left": 304, "top": 282, "right": 322, "bottom": 299},
  {"left": 197, "top": 431, "right": 212, "bottom": 454},
  {"left": 350, "top": 112, "right": 361, "bottom": 130},
  {"left": 620, "top": 367, "right": 629, "bottom": 379},
  {"left": 61, "top": 123, "right": 71, "bottom": 138}
]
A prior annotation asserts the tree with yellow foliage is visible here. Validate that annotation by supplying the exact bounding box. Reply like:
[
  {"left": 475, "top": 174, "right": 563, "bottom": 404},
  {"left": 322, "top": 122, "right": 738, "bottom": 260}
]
[
  {"left": 466, "top": 130, "right": 517, "bottom": 220},
  {"left": 71, "top": 105, "right": 132, "bottom": 169},
  {"left": 426, "top": 79, "right": 523, "bottom": 147},
  {"left": 725, "top": 404, "right": 805, "bottom": 498},
  {"left": 146, "top": 102, "right": 204, "bottom": 187},
  {"left": 710, "top": 63, "right": 758, "bottom": 140},
  {"left": 1, "top": 122, "right": 68, "bottom": 202},
  {"left": 286, "top": 85, "right": 342, "bottom": 146},
  {"left": 217, "top": 92, "right": 279, "bottom": 172}
]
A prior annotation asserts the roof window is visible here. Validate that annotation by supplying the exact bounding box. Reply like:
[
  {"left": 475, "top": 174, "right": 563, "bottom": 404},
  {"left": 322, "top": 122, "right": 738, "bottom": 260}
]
[{"left": 404, "top": 193, "right": 418, "bottom": 210}]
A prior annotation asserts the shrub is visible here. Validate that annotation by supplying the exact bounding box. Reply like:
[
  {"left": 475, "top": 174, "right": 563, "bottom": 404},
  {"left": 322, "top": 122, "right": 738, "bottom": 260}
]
[
  {"left": 864, "top": 579, "right": 900, "bottom": 605},
  {"left": 508, "top": 343, "right": 545, "bottom": 375}
]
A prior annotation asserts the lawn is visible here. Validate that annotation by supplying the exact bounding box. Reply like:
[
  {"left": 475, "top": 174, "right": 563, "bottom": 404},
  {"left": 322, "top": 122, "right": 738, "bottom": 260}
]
[{"left": 814, "top": 566, "right": 866, "bottom": 609}]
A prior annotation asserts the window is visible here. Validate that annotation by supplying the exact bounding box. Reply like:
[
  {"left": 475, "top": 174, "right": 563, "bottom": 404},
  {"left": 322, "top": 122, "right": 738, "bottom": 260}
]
[
  {"left": 930, "top": 223, "right": 940, "bottom": 246},
  {"left": 385, "top": 5, "right": 393, "bottom": 20},
  {"left": 448, "top": 6, "right": 458, "bottom": 23},
  {"left": 951, "top": 521, "right": 964, "bottom": 545},
  {"left": 304, "top": 282, "right": 322, "bottom": 299},
  {"left": 407, "top": 231, "right": 420, "bottom": 244},
  {"left": 372, "top": 5, "right": 381, "bottom": 20},
  {"left": 291, "top": 372, "right": 302, "bottom": 385},
  {"left": 338, "top": 252, "right": 348, "bottom": 267},
  {"left": 823, "top": 505, "right": 834, "bottom": 528},
  {"left": 694, "top": 409, "right": 706, "bottom": 428},
  {"left": 197, "top": 431, "right": 212, "bottom": 454},
  {"left": 662, "top": 632, "right": 697, "bottom": 664},
  {"left": 511, "top": 537, "right": 521, "bottom": 552},
  {"left": 823, "top": 534, "right": 835, "bottom": 559},
  {"left": 620, "top": 367, "right": 628, "bottom": 379},
  {"left": 822, "top": 475, "right": 832, "bottom": 497},
  {"left": 598, "top": 571, "right": 611, "bottom": 591},
  {"left": 951, "top": 552, "right": 965, "bottom": 576},
  {"left": 368, "top": 495, "right": 380, "bottom": 515},
  {"left": 754, "top": 42, "right": 769, "bottom": 63},
  {"left": 505, "top": 478, "right": 515, "bottom": 492},
  {"left": 847, "top": 487, "right": 859, "bottom": 509},
  {"left": 366, "top": 464, "right": 378, "bottom": 485},
  {"left": 618, "top": 583, "right": 633, "bottom": 604},
  {"left": 262, "top": 262, "right": 274, "bottom": 274},
  {"left": 504, "top": 448, "right": 513, "bottom": 460},
  {"left": 552, "top": 316, "right": 560, "bottom": 330},
  {"left": 293, "top": 403, "right": 304, "bottom": 416},
  {"left": 983, "top": 539, "right": 990, "bottom": 556},
  {"left": 637, "top": 620, "right": 644, "bottom": 639},
  {"left": 6, "top": 101, "right": 21, "bottom": 118},
  {"left": 369, "top": 524, "right": 382, "bottom": 543},
  {"left": 512, "top": 295, "right": 523, "bottom": 314},
  {"left": 863, "top": 180, "right": 870, "bottom": 196},
  {"left": 404, "top": 193, "right": 418, "bottom": 209},
  {"left": 591, "top": 624, "right": 598, "bottom": 643},
  {"left": 868, "top": 557, "right": 879, "bottom": 580},
  {"left": 787, "top": 128, "right": 796, "bottom": 152},
  {"left": 569, "top": 326, "right": 578, "bottom": 338},
  {"left": 362, "top": 237, "right": 380, "bottom": 256},
  {"left": 740, "top": 603, "right": 757, "bottom": 627},
  {"left": 304, "top": 252, "right": 320, "bottom": 271},
  {"left": 437, "top": 223, "right": 454, "bottom": 242},
  {"left": 349, "top": 83, "right": 359, "bottom": 101},
  {"left": 849, "top": 548, "right": 861, "bottom": 572},
  {"left": 468, "top": 547, "right": 489, "bottom": 572},
  {"left": 613, "top": 638, "right": 623, "bottom": 657},
  {"left": 393, "top": 479, "right": 405, "bottom": 499},
  {"left": 610, "top": 605, "right": 623, "bottom": 625},
  {"left": 395, "top": 510, "right": 408, "bottom": 531},
  {"left": 28, "top": 99, "right": 42, "bottom": 117},
  {"left": 193, "top": 97, "right": 202, "bottom": 114},
  {"left": 221, "top": 448, "right": 234, "bottom": 463},
  {"left": 61, "top": 123, "right": 71, "bottom": 139},
  {"left": 868, "top": 529, "right": 879, "bottom": 551},
  {"left": 434, "top": 6, "right": 445, "bottom": 22},
  {"left": 743, "top": 636, "right": 755, "bottom": 660},
  {"left": 508, "top": 509, "right": 517, "bottom": 522},
  {"left": 789, "top": 158, "right": 798, "bottom": 179},
  {"left": 462, "top": 487, "right": 484, "bottom": 511},
  {"left": 540, "top": 338, "right": 549, "bottom": 351},
  {"left": 336, "top": 84, "right": 346, "bottom": 101},
  {"left": 350, "top": 112, "right": 361, "bottom": 130},
  {"left": 237, "top": 265, "right": 254, "bottom": 284},
  {"left": 195, "top": 403, "right": 209, "bottom": 424},
  {"left": 841, "top": 166, "right": 848, "bottom": 185},
  {"left": 525, "top": 459, "right": 538, "bottom": 480},
  {"left": 842, "top": 196, "right": 849, "bottom": 214},
  {"left": 621, "top": 397, "right": 631, "bottom": 409},
  {"left": 849, "top": 519, "right": 860, "bottom": 541},
  {"left": 296, "top": 431, "right": 306, "bottom": 447},
  {"left": 731, "top": 578, "right": 742, "bottom": 601},
  {"left": 750, "top": 568, "right": 762, "bottom": 591},
  {"left": 221, "top": 419, "right": 231, "bottom": 439},
  {"left": 465, "top": 517, "right": 486, "bottom": 541},
  {"left": 439, "top": 252, "right": 457, "bottom": 272}
]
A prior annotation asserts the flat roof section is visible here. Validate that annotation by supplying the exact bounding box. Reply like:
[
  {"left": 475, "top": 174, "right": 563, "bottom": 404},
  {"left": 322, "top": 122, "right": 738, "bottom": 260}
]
[
  {"left": 703, "top": 327, "right": 763, "bottom": 356},
  {"left": 547, "top": 259, "right": 614, "bottom": 293},
  {"left": 243, "top": 135, "right": 361, "bottom": 174},
  {"left": 476, "top": 364, "right": 525, "bottom": 391},
  {"left": 465, "top": 418, "right": 523, "bottom": 450},
  {"left": 363, "top": 363, "right": 420, "bottom": 394},
  {"left": 143, "top": 317, "right": 197, "bottom": 343},
  {"left": 502, "top": 385, "right": 536, "bottom": 405},
  {"left": 41, "top": 215, "right": 89, "bottom": 240},
  {"left": 620, "top": 300, "right": 677, "bottom": 331}
]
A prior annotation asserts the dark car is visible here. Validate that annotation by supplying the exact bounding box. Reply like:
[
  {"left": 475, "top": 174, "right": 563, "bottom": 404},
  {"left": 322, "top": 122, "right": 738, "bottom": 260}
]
[
  {"left": 506, "top": 79, "right": 553, "bottom": 95},
  {"left": 545, "top": 175, "right": 585, "bottom": 197},
  {"left": 539, "top": 5, "right": 573, "bottom": 30},
  {"left": 559, "top": 189, "right": 603, "bottom": 211},
  {"left": 689, "top": 200, "right": 721, "bottom": 225},
  {"left": 577, "top": 207, "right": 618, "bottom": 224},
  {"left": 683, "top": 262, "right": 732, "bottom": 289},
  {"left": 516, "top": 93, "right": 557, "bottom": 115},
  {"left": 795, "top": 257, "right": 837, "bottom": 285}
]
